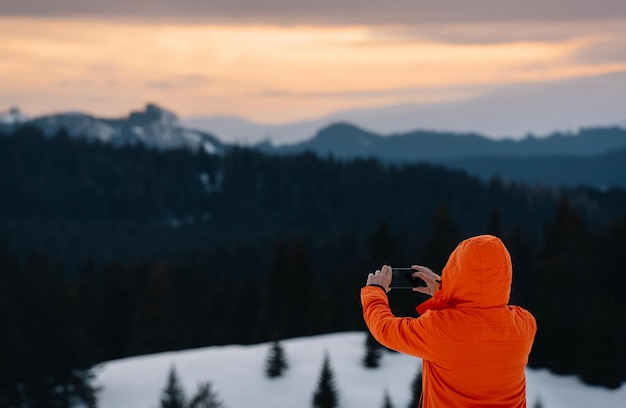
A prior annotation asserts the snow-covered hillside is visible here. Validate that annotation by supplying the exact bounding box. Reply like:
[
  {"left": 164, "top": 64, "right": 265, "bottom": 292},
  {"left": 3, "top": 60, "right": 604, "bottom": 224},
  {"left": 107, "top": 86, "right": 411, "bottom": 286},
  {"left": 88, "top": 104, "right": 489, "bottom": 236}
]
[
  {"left": 1, "top": 104, "right": 224, "bottom": 154},
  {"left": 95, "top": 332, "right": 626, "bottom": 408},
  {"left": 0, "top": 107, "right": 28, "bottom": 125}
]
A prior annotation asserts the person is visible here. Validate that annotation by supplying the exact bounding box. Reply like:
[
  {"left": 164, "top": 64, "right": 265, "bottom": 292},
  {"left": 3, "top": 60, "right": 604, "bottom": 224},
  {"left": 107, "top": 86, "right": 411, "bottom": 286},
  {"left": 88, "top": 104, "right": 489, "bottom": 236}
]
[{"left": 361, "top": 234, "right": 536, "bottom": 408}]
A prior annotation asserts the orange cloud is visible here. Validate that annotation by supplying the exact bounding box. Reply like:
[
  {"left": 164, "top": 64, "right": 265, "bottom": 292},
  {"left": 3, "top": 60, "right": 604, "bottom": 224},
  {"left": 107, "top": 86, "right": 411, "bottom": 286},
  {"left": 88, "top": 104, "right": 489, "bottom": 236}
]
[{"left": 1, "top": 18, "right": 625, "bottom": 122}]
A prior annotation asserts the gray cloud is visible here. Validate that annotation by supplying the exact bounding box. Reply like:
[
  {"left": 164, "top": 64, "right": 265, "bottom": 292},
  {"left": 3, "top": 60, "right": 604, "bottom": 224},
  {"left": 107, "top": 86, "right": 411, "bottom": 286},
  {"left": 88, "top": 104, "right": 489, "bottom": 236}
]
[
  {"left": 2, "top": 0, "right": 626, "bottom": 24},
  {"left": 571, "top": 36, "right": 626, "bottom": 65},
  {"left": 375, "top": 20, "right": 620, "bottom": 45},
  {"left": 145, "top": 74, "right": 212, "bottom": 90},
  {"left": 255, "top": 82, "right": 488, "bottom": 99}
]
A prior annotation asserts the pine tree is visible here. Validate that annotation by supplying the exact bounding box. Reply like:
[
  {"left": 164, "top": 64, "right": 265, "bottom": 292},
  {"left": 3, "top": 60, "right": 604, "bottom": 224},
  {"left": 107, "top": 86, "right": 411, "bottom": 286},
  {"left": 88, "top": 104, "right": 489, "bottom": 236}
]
[
  {"left": 228, "top": 271, "right": 262, "bottom": 344},
  {"left": 533, "top": 197, "right": 592, "bottom": 373},
  {"left": 505, "top": 224, "right": 535, "bottom": 308},
  {"left": 264, "top": 242, "right": 289, "bottom": 339},
  {"left": 188, "top": 382, "right": 224, "bottom": 408},
  {"left": 485, "top": 208, "right": 503, "bottom": 238},
  {"left": 265, "top": 339, "right": 289, "bottom": 378},
  {"left": 312, "top": 352, "right": 339, "bottom": 408},
  {"left": 286, "top": 238, "right": 322, "bottom": 337},
  {"left": 381, "top": 389, "right": 394, "bottom": 408},
  {"left": 130, "top": 262, "right": 187, "bottom": 355},
  {"left": 160, "top": 366, "right": 186, "bottom": 408},
  {"left": 598, "top": 211, "right": 626, "bottom": 387},
  {"left": 263, "top": 238, "right": 321, "bottom": 340},
  {"left": 406, "top": 365, "right": 422, "bottom": 408},
  {"left": 99, "top": 260, "right": 134, "bottom": 361},
  {"left": 368, "top": 220, "right": 397, "bottom": 268},
  {"left": 0, "top": 241, "right": 23, "bottom": 405},
  {"left": 421, "top": 201, "right": 459, "bottom": 274},
  {"left": 362, "top": 331, "right": 382, "bottom": 368}
]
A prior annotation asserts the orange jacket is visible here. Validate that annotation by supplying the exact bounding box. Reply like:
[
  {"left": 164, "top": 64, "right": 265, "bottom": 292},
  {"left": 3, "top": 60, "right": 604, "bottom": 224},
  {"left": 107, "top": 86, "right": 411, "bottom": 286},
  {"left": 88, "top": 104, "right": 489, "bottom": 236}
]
[{"left": 361, "top": 235, "right": 536, "bottom": 407}]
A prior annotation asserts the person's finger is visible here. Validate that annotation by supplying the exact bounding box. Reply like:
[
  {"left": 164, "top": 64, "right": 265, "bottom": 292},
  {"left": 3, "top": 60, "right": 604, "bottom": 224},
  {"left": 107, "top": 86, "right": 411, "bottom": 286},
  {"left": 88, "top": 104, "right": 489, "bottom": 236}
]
[
  {"left": 381, "top": 265, "right": 392, "bottom": 278},
  {"left": 411, "top": 264, "right": 436, "bottom": 276},
  {"left": 413, "top": 271, "right": 435, "bottom": 284},
  {"left": 412, "top": 265, "right": 440, "bottom": 281}
]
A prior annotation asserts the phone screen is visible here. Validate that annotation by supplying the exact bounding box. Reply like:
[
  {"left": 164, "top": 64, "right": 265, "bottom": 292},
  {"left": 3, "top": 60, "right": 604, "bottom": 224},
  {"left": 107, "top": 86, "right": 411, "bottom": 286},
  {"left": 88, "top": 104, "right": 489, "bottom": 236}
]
[{"left": 390, "top": 268, "right": 424, "bottom": 289}]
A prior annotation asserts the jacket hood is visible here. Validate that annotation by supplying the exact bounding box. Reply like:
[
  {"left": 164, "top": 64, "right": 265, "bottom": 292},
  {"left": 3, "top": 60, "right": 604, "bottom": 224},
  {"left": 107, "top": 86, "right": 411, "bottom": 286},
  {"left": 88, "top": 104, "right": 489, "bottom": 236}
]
[{"left": 417, "top": 235, "right": 512, "bottom": 313}]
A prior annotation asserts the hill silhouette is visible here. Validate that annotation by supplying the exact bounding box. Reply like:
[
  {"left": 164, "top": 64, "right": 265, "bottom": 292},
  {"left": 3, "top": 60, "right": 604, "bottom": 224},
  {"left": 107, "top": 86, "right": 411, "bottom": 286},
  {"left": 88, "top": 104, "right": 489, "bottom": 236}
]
[{"left": 261, "top": 123, "right": 626, "bottom": 187}]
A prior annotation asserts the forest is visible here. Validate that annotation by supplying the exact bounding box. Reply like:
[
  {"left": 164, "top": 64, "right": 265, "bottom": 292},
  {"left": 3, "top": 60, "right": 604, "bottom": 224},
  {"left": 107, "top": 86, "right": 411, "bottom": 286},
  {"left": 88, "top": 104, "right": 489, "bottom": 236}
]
[{"left": 0, "top": 125, "right": 625, "bottom": 406}]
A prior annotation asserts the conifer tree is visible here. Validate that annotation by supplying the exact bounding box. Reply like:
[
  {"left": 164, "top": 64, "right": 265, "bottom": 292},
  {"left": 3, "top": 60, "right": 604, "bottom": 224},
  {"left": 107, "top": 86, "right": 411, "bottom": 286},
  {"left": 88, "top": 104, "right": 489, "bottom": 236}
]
[
  {"left": 367, "top": 220, "right": 416, "bottom": 317},
  {"left": 264, "top": 242, "right": 289, "bottom": 338},
  {"left": 407, "top": 365, "right": 422, "bottom": 408},
  {"left": 368, "top": 220, "right": 397, "bottom": 268},
  {"left": 362, "top": 331, "right": 382, "bottom": 368},
  {"left": 265, "top": 339, "right": 289, "bottom": 378},
  {"left": 228, "top": 271, "right": 262, "bottom": 344},
  {"left": 421, "top": 202, "right": 459, "bottom": 274},
  {"left": 160, "top": 366, "right": 186, "bottom": 408},
  {"left": 264, "top": 238, "right": 321, "bottom": 339},
  {"left": 485, "top": 208, "right": 503, "bottom": 238},
  {"left": 599, "top": 212, "right": 626, "bottom": 387},
  {"left": 131, "top": 262, "right": 187, "bottom": 355},
  {"left": 381, "top": 389, "right": 394, "bottom": 408},
  {"left": 533, "top": 197, "right": 592, "bottom": 373},
  {"left": 188, "top": 382, "right": 224, "bottom": 408},
  {"left": 0, "top": 241, "right": 22, "bottom": 404},
  {"left": 312, "top": 352, "right": 339, "bottom": 408},
  {"left": 505, "top": 224, "right": 535, "bottom": 308},
  {"left": 286, "top": 238, "right": 322, "bottom": 336}
]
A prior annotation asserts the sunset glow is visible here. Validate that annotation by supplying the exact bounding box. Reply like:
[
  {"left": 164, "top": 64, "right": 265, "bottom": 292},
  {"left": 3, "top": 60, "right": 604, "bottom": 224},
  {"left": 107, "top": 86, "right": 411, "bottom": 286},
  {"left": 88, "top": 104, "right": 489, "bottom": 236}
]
[{"left": 1, "top": 17, "right": 626, "bottom": 122}]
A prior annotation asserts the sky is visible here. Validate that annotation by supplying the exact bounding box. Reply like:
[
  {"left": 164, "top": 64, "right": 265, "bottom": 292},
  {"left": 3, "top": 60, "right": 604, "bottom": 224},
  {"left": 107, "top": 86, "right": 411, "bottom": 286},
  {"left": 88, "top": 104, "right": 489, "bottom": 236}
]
[
  {"left": 2, "top": 1, "right": 626, "bottom": 124},
  {"left": 95, "top": 331, "right": 626, "bottom": 407}
]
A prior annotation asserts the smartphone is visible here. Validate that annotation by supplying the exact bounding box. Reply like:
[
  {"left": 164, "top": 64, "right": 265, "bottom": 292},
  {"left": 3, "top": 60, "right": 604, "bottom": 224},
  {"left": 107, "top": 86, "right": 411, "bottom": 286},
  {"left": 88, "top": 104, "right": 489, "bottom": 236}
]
[{"left": 390, "top": 268, "right": 424, "bottom": 289}]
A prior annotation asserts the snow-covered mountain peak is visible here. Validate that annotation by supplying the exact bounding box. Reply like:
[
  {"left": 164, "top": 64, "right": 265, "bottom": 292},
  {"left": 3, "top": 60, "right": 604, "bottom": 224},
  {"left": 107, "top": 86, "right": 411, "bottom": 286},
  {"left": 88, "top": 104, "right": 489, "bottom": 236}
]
[
  {"left": 3, "top": 103, "right": 225, "bottom": 154},
  {"left": 0, "top": 106, "right": 28, "bottom": 125},
  {"left": 127, "top": 103, "right": 179, "bottom": 127}
]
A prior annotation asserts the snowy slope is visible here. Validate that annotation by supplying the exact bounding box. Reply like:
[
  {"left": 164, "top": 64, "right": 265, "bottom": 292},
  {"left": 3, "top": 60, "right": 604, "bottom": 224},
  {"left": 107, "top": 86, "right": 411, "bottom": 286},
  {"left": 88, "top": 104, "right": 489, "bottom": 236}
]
[
  {"left": 0, "top": 107, "right": 28, "bottom": 125},
  {"left": 95, "top": 332, "right": 626, "bottom": 408},
  {"left": 4, "top": 104, "right": 224, "bottom": 154}
]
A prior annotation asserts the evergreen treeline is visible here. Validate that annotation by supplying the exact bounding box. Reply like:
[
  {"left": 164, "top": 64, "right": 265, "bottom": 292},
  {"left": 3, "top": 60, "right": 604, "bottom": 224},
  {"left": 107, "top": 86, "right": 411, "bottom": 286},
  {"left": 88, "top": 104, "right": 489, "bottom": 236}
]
[
  {"left": 3, "top": 125, "right": 626, "bottom": 276},
  {"left": 159, "top": 366, "right": 224, "bottom": 408},
  {"left": 1, "top": 125, "right": 626, "bottom": 405}
]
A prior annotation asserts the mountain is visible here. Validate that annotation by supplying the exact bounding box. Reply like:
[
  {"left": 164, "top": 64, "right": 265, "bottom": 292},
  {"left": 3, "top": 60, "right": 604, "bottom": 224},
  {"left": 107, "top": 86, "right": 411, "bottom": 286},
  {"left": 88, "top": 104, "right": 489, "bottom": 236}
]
[
  {"left": 5, "top": 102, "right": 626, "bottom": 188},
  {"left": 267, "top": 123, "right": 626, "bottom": 159},
  {"left": 0, "top": 106, "right": 28, "bottom": 125},
  {"left": 95, "top": 332, "right": 626, "bottom": 408},
  {"left": 256, "top": 123, "right": 626, "bottom": 188},
  {"left": 182, "top": 70, "right": 626, "bottom": 146},
  {"left": 444, "top": 149, "right": 626, "bottom": 189},
  {"left": 1, "top": 104, "right": 225, "bottom": 153},
  {"left": 182, "top": 115, "right": 325, "bottom": 147}
]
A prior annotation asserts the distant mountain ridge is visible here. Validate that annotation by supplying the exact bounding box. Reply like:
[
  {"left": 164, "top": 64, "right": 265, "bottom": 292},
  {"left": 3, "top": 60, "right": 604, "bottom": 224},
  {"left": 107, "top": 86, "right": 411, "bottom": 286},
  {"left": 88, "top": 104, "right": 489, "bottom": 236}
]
[
  {"left": 258, "top": 123, "right": 626, "bottom": 188},
  {"left": 265, "top": 122, "right": 626, "bottom": 159},
  {"left": 3, "top": 104, "right": 626, "bottom": 188},
  {"left": 0, "top": 104, "right": 225, "bottom": 153},
  {"left": 183, "top": 70, "right": 626, "bottom": 146},
  {"left": 4, "top": 104, "right": 626, "bottom": 159}
]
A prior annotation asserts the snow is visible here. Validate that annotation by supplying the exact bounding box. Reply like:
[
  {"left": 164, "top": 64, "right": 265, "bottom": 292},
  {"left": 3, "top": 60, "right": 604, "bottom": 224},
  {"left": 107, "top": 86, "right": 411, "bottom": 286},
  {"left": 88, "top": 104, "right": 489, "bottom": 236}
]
[
  {"left": 0, "top": 107, "right": 28, "bottom": 124},
  {"left": 94, "top": 332, "right": 626, "bottom": 408},
  {"left": 202, "top": 140, "right": 217, "bottom": 154}
]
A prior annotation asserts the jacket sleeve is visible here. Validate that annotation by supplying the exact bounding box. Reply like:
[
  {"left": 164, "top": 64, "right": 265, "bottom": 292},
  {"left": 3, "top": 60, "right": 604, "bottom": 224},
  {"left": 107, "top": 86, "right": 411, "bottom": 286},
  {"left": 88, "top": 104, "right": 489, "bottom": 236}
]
[{"left": 361, "top": 286, "right": 434, "bottom": 360}]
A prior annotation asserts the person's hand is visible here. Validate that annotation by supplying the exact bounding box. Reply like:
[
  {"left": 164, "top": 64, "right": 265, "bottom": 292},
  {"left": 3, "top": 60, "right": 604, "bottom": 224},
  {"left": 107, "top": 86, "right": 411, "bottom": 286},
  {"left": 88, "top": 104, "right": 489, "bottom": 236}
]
[
  {"left": 366, "top": 265, "right": 392, "bottom": 293},
  {"left": 410, "top": 265, "right": 441, "bottom": 296}
]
